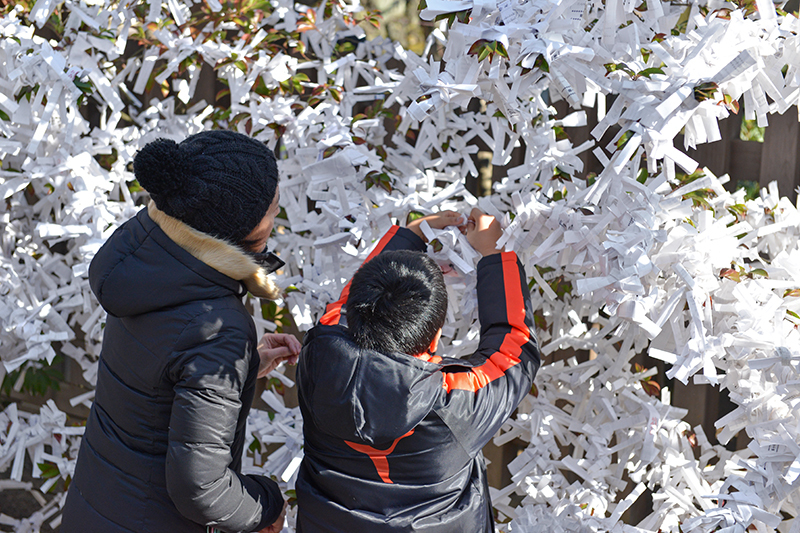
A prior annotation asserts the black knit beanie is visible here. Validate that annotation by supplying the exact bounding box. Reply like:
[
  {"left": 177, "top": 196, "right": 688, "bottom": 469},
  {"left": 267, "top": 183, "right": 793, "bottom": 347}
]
[{"left": 133, "top": 130, "right": 278, "bottom": 245}]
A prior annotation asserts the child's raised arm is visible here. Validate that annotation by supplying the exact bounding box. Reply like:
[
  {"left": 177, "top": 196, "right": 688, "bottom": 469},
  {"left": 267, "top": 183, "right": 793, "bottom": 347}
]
[{"left": 436, "top": 209, "right": 540, "bottom": 457}]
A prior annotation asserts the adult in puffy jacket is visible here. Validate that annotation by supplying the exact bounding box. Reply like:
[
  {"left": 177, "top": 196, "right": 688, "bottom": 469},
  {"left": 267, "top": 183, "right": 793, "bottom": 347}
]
[
  {"left": 296, "top": 209, "right": 541, "bottom": 532},
  {"left": 61, "top": 131, "right": 297, "bottom": 533}
]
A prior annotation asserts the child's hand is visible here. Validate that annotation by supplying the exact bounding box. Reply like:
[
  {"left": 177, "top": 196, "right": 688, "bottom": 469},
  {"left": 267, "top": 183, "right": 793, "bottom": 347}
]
[
  {"left": 257, "top": 333, "right": 302, "bottom": 378},
  {"left": 406, "top": 210, "right": 466, "bottom": 242},
  {"left": 465, "top": 208, "right": 504, "bottom": 256}
]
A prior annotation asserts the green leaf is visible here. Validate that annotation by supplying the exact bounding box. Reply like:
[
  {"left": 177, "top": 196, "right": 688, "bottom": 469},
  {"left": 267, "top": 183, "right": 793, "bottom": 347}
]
[
  {"left": 406, "top": 211, "right": 425, "bottom": 225},
  {"left": 616, "top": 130, "right": 634, "bottom": 150},
  {"left": 693, "top": 81, "right": 719, "bottom": 102},
  {"left": 636, "top": 67, "right": 665, "bottom": 79},
  {"left": 249, "top": 437, "right": 262, "bottom": 453},
  {"left": 37, "top": 462, "right": 60, "bottom": 479},
  {"left": 726, "top": 203, "right": 748, "bottom": 219},
  {"left": 533, "top": 54, "right": 549, "bottom": 73}
]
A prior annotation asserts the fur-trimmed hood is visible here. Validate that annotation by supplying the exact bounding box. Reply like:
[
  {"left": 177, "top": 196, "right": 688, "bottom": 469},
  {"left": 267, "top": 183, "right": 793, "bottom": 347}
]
[
  {"left": 147, "top": 201, "right": 280, "bottom": 300},
  {"left": 89, "top": 203, "right": 280, "bottom": 318}
]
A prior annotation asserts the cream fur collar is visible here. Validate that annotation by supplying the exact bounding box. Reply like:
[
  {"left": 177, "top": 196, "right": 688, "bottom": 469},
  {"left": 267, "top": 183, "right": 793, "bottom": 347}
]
[{"left": 148, "top": 201, "right": 281, "bottom": 300}]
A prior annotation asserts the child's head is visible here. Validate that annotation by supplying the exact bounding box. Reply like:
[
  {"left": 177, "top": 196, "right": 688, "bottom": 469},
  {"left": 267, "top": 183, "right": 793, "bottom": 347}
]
[{"left": 346, "top": 250, "right": 447, "bottom": 355}]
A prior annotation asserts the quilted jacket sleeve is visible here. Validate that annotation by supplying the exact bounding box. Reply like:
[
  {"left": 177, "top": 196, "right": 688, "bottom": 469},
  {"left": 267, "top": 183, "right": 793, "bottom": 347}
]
[
  {"left": 165, "top": 310, "right": 283, "bottom": 533},
  {"left": 436, "top": 251, "right": 540, "bottom": 457}
]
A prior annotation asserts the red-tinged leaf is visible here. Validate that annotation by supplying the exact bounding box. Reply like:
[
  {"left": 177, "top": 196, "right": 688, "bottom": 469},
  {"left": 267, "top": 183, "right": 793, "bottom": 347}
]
[
  {"left": 329, "top": 87, "right": 342, "bottom": 102},
  {"left": 685, "top": 431, "right": 699, "bottom": 448},
  {"left": 641, "top": 379, "right": 661, "bottom": 397},
  {"left": 788, "top": 310, "right": 800, "bottom": 320},
  {"left": 468, "top": 39, "right": 486, "bottom": 56},
  {"left": 784, "top": 289, "right": 800, "bottom": 297},
  {"left": 530, "top": 383, "right": 539, "bottom": 397},
  {"left": 478, "top": 45, "right": 491, "bottom": 62},
  {"left": 719, "top": 268, "right": 741, "bottom": 282},
  {"left": 215, "top": 88, "right": 230, "bottom": 101},
  {"left": 352, "top": 136, "right": 367, "bottom": 145},
  {"left": 750, "top": 268, "right": 768, "bottom": 278}
]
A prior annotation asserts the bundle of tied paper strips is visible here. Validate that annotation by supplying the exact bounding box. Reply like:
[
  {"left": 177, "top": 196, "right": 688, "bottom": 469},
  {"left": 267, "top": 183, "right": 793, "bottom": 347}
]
[{"left": 3, "top": 0, "right": 800, "bottom": 530}]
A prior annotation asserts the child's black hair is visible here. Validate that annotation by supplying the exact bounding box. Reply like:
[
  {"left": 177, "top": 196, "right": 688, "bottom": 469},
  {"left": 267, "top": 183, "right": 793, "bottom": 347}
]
[{"left": 346, "top": 250, "right": 447, "bottom": 356}]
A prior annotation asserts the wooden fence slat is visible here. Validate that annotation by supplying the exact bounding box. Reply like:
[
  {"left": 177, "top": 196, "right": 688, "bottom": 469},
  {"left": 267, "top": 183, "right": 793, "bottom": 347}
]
[
  {"left": 759, "top": 110, "right": 800, "bottom": 202},
  {"left": 685, "top": 115, "right": 740, "bottom": 182},
  {"left": 727, "top": 138, "right": 764, "bottom": 188}
]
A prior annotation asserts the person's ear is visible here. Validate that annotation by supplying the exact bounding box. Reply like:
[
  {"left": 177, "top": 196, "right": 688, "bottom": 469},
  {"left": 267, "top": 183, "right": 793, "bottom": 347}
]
[{"left": 429, "top": 328, "right": 443, "bottom": 354}]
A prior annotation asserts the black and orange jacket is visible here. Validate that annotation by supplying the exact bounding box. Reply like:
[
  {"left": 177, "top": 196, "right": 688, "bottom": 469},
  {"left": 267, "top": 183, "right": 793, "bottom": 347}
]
[{"left": 295, "top": 226, "right": 540, "bottom": 533}]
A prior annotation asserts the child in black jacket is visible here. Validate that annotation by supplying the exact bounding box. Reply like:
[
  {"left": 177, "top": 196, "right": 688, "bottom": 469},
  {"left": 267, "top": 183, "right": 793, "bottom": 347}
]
[{"left": 296, "top": 209, "right": 540, "bottom": 533}]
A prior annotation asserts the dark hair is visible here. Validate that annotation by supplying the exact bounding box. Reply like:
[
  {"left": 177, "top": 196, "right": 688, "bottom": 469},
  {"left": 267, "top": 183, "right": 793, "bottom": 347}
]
[{"left": 346, "top": 250, "right": 447, "bottom": 355}]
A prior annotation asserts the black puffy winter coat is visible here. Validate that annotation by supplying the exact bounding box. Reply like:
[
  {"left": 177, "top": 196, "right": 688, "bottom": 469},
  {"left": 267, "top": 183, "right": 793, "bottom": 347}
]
[
  {"left": 61, "top": 202, "right": 284, "bottom": 533},
  {"left": 296, "top": 226, "right": 540, "bottom": 532}
]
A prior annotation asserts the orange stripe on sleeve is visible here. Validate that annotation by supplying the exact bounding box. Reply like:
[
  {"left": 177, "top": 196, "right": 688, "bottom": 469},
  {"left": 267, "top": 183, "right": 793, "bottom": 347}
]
[
  {"left": 442, "top": 252, "right": 530, "bottom": 393},
  {"left": 320, "top": 226, "right": 400, "bottom": 326}
]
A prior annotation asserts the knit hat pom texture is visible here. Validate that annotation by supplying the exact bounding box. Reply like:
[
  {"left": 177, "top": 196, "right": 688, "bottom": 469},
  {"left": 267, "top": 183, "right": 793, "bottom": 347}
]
[{"left": 134, "top": 131, "right": 278, "bottom": 245}]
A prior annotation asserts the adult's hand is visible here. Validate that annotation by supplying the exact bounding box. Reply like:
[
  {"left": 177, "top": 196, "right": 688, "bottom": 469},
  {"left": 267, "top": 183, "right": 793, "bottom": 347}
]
[
  {"left": 257, "top": 501, "right": 287, "bottom": 533},
  {"left": 465, "top": 208, "right": 504, "bottom": 256},
  {"left": 257, "top": 334, "right": 302, "bottom": 379},
  {"left": 406, "top": 210, "right": 466, "bottom": 241}
]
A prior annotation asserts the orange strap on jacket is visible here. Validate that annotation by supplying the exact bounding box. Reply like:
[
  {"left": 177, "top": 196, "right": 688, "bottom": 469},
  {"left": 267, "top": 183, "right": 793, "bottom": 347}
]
[{"left": 344, "top": 429, "right": 415, "bottom": 484}]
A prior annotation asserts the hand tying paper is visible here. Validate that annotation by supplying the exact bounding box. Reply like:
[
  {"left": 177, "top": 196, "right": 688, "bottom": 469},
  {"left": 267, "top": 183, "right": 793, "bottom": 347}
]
[{"left": 257, "top": 333, "right": 302, "bottom": 378}]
